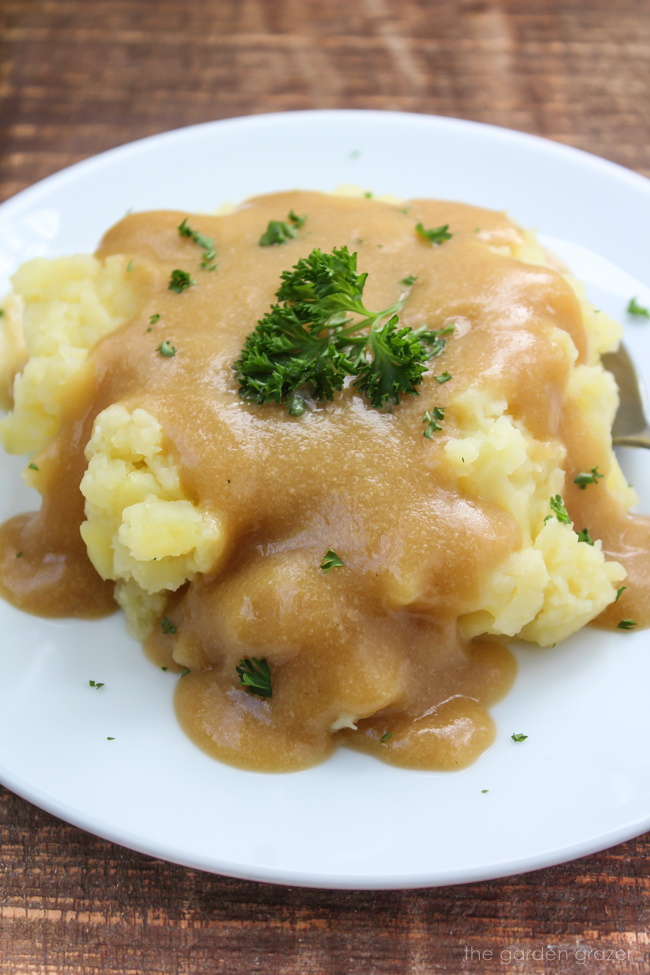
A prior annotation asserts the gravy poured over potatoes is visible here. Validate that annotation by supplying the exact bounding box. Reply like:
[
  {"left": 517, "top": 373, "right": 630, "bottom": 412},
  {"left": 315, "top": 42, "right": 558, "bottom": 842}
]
[{"left": 1, "top": 191, "right": 648, "bottom": 772}]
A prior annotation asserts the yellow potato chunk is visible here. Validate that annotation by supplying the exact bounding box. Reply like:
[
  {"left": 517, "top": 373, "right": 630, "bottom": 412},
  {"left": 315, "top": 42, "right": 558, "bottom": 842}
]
[{"left": 80, "top": 404, "right": 226, "bottom": 636}]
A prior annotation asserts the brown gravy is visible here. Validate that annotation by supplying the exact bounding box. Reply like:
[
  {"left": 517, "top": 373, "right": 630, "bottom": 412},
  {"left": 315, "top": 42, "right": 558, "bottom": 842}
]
[{"left": 1, "top": 191, "right": 648, "bottom": 772}]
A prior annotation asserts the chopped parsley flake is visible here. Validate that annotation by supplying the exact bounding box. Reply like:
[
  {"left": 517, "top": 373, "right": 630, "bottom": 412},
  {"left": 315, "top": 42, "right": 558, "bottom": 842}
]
[
  {"left": 161, "top": 617, "right": 176, "bottom": 635},
  {"left": 422, "top": 406, "right": 445, "bottom": 438},
  {"left": 28, "top": 462, "right": 39, "bottom": 471},
  {"left": 236, "top": 657, "right": 272, "bottom": 697},
  {"left": 615, "top": 586, "right": 627, "bottom": 602},
  {"left": 617, "top": 619, "right": 637, "bottom": 630},
  {"left": 481, "top": 789, "right": 489, "bottom": 793},
  {"left": 15, "top": 551, "right": 22, "bottom": 558},
  {"left": 259, "top": 211, "right": 306, "bottom": 246},
  {"left": 577, "top": 527, "right": 594, "bottom": 545},
  {"left": 180, "top": 667, "right": 191, "bottom": 677},
  {"left": 168, "top": 269, "right": 195, "bottom": 293},
  {"left": 107, "top": 737, "right": 115, "bottom": 740},
  {"left": 547, "top": 495, "right": 571, "bottom": 524},
  {"left": 511, "top": 733, "right": 528, "bottom": 742},
  {"left": 177, "top": 218, "right": 217, "bottom": 270},
  {"left": 0, "top": 309, "right": 4, "bottom": 316},
  {"left": 321, "top": 549, "right": 344, "bottom": 572},
  {"left": 434, "top": 371, "right": 452, "bottom": 384},
  {"left": 627, "top": 297, "right": 650, "bottom": 318},
  {"left": 415, "top": 222, "right": 453, "bottom": 245},
  {"left": 573, "top": 466, "right": 603, "bottom": 489},
  {"left": 149, "top": 313, "right": 161, "bottom": 325},
  {"left": 89, "top": 680, "right": 105, "bottom": 689},
  {"left": 380, "top": 731, "right": 393, "bottom": 743},
  {"left": 400, "top": 274, "right": 417, "bottom": 287},
  {"left": 161, "top": 666, "right": 168, "bottom": 671},
  {"left": 126, "top": 260, "right": 135, "bottom": 272},
  {"left": 157, "top": 340, "right": 176, "bottom": 358}
]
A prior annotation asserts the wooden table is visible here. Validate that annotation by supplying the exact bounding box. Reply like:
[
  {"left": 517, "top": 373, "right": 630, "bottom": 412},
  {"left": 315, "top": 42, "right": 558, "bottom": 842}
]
[{"left": 1, "top": 2, "right": 648, "bottom": 972}]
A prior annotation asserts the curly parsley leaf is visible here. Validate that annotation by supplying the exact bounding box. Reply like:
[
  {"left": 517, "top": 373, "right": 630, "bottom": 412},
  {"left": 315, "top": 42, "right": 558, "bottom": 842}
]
[
  {"left": 577, "top": 528, "right": 594, "bottom": 545},
  {"left": 235, "top": 247, "right": 452, "bottom": 411},
  {"left": 511, "top": 733, "right": 528, "bottom": 742},
  {"left": 236, "top": 657, "right": 272, "bottom": 697}
]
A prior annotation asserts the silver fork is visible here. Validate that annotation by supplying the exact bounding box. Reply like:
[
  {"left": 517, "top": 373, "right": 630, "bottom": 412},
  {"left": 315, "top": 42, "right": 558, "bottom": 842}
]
[{"left": 602, "top": 345, "right": 650, "bottom": 448}]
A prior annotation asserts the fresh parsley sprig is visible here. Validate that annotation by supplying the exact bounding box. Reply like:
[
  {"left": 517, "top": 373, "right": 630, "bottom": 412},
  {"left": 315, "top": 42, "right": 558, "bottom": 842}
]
[{"left": 234, "top": 246, "right": 453, "bottom": 411}]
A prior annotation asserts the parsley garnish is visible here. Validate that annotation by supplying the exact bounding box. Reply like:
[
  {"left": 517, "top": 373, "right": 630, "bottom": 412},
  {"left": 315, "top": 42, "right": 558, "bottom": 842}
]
[
  {"left": 380, "top": 731, "right": 393, "bottom": 743},
  {"left": 180, "top": 667, "right": 190, "bottom": 677},
  {"left": 573, "top": 466, "right": 603, "bottom": 489},
  {"left": 481, "top": 789, "right": 489, "bottom": 793},
  {"left": 547, "top": 495, "right": 571, "bottom": 524},
  {"left": 126, "top": 260, "right": 135, "bottom": 272},
  {"left": 321, "top": 549, "right": 344, "bottom": 572},
  {"left": 15, "top": 551, "right": 22, "bottom": 558},
  {"left": 511, "top": 733, "right": 528, "bottom": 742},
  {"left": 157, "top": 340, "right": 176, "bottom": 357},
  {"left": 400, "top": 275, "right": 417, "bottom": 287},
  {"left": 161, "top": 617, "right": 176, "bottom": 635},
  {"left": 0, "top": 309, "right": 4, "bottom": 316},
  {"left": 88, "top": 680, "right": 105, "bottom": 689},
  {"left": 107, "top": 737, "right": 115, "bottom": 740},
  {"left": 234, "top": 247, "right": 453, "bottom": 411},
  {"left": 259, "top": 211, "right": 306, "bottom": 247},
  {"left": 149, "top": 313, "right": 161, "bottom": 325},
  {"left": 236, "top": 657, "right": 272, "bottom": 697},
  {"left": 177, "top": 218, "right": 217, "bottom": 270},
  {"left": 415, "top": 222, "right": 453, "bottom": 245},
  {"left": 615, "top": 586, "right": 627, "bottom": 602},
  {"left": 627, "top": 297, "right": 650, "bottom": 318},
  {"left": 617, "top": 619, "right": 637, "bottom": 630},
  {"left": 168, "top": 269, "right": 195, "bottom": 293},
  {"left": 28, "top": 462, "right": 39, "bottom": 471},
  {"left": 422, "top": 406, "right": 445, "bottom": 438},
  {"left": 577, "top": 528, "right": 594, "bottom": 545},
  {"left": 434, "top": 371, "right": 452, "bottom": 384}
]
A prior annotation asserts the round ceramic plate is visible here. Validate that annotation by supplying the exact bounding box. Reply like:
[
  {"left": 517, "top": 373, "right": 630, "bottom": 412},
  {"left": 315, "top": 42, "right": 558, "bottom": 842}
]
[{"left": 1, "top": 111, "right": 649, "bottom": 889}]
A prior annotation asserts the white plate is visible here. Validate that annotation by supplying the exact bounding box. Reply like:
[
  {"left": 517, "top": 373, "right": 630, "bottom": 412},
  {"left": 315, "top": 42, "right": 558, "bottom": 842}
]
[{"left": 1, "top": 111, "right": 649, "bottom": 890}]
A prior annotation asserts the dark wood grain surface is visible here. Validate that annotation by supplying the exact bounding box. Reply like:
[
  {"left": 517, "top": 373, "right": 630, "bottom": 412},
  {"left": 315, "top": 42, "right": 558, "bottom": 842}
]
[{"left": 1, "top": 1, "right": 649, "bottom": 972}]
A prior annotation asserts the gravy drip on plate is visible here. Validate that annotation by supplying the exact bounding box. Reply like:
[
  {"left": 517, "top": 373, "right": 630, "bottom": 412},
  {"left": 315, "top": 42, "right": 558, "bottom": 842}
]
[{"left": 1, "top": 192, "right": 648, "bottom": 771}]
